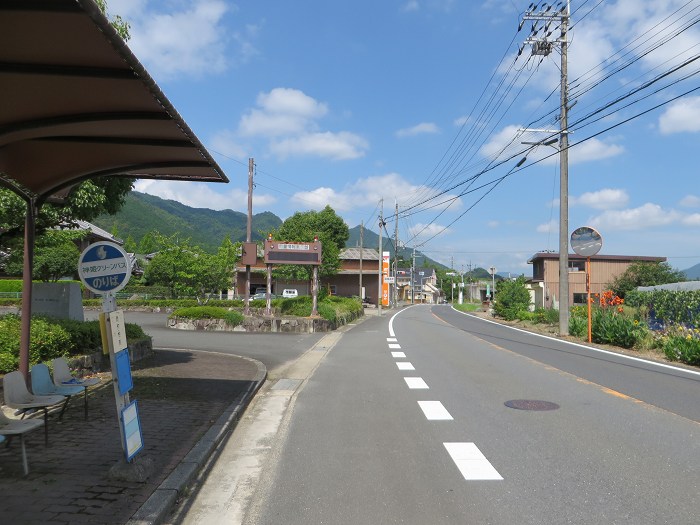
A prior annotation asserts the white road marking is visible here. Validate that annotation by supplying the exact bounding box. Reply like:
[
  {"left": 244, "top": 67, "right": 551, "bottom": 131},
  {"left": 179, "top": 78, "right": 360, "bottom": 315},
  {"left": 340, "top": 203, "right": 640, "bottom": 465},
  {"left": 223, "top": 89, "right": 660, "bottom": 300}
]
[
  {"left": 391, "top": 351, "right": 406, "bottom": 358},
  {"left": 388, "top": 343, "right": 402, "bottom": 349},
  {"left": 417, "top": 401, "right": 453, "bottom": 420},
  {"left": 404, "top": 377, "right": 429, "bottom": 389},
  {"left": 444, "top": 442, "right": 503, "bottom": 480},
  {"left": 387, "top": 337, "right": 397, "bottom": 342},
  {"left": 396, "top": 362, "right": 415, "bottom": 371}
]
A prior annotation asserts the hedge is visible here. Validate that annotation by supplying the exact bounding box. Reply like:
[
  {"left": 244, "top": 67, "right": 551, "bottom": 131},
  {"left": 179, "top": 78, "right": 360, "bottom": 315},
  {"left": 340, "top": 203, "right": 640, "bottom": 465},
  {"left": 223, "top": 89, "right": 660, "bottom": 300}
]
[{"left": 0, "top": 314, "right": 148, "bottom": 374}]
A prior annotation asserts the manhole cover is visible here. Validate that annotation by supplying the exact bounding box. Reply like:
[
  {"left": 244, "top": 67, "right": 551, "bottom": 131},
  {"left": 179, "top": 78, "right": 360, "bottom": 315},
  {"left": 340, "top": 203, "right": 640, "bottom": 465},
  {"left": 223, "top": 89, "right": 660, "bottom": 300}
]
[{"left": 504, "top": 399, "right": 560, "bottom": 411}]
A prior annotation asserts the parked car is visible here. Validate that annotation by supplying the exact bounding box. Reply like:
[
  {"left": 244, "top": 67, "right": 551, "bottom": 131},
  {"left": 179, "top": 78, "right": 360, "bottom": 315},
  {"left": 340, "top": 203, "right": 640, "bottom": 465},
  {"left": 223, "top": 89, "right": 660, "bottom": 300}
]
[
  {"left": 252, "top": 292, "right": 278, "bottom": 300},
  {"left": 282, "top": 289, "right": 298, "bottom": 298}
]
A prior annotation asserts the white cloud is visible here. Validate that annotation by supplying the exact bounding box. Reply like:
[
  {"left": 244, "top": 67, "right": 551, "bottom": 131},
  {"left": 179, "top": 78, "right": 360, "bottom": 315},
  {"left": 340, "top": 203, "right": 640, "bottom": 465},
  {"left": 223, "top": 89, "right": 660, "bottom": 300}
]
[
  {"left": 536, "top": 219, "right": 558, "bottom": 234},
  {"left": 487, "top": 220, "right": 499, "bottom": 228},
  {"left": 118, "top": 0, "right": 233, "bottom": 79},
  {"left": 233, "top": 88, "right": 368, "bottom": 161},
  {"left": 408, "top": 222, "right": 451, "bottom": 241},
  {"left": 659, "top": 97, "right": 700, "bottom": 135},
  {"left": 453, "top": 115, "right": 472, "bottom": 127},
  {"left": 291, "top": 187, "right": 341, "bottom": 210},
  {"left": 571, "top": 188, "right": 629, "bottom": 210},
  {"left": 290, "top": 172, "right": 462, "bottom": 212},
  {"left": 396, "top": 122, "right": 440, "bottom": 137},
  {"left": 270, "top": 132, "right": 368, "bottom": 160},
  {"left": 238, "top": 88, "right": 328, "bottom": 138},
  {"left": 479, "top": 125, "right": 524, "bottom": 160},
  {"left": 134, "top": 180, "right": 276, "bottom": 210},
  {"left": 209, "top": 130, "right": 248, "bottom": 160},
  {"left": 568, "top": 138, "right": 625, "bottom": 165},
  {"left": 680, "top": 195, "right": 700, "bottom": 208},
  {"left": 589, "top": 203, "right": 681, "bottom": 231},
  {"left": 401, "top": 1, "right": 419, "bottom": 12},
  {"left": 682, "top": 213, "right": 700, "bottom": 226}
]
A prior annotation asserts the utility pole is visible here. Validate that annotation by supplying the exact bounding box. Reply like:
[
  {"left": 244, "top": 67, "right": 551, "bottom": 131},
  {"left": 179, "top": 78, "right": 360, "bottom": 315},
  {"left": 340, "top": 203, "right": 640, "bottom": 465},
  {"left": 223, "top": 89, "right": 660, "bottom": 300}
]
[
  {"left": 378, "top": 199, "right": 384, "bottom": 315},
  {"left": 523, "top": 1, "right": 571, "bottom": 335},
  {"left": 394, "top": 200, "right": 399, "bottom": 307},
  {"left": 244, "top": 157, "right": 254, "bottom": 315}
]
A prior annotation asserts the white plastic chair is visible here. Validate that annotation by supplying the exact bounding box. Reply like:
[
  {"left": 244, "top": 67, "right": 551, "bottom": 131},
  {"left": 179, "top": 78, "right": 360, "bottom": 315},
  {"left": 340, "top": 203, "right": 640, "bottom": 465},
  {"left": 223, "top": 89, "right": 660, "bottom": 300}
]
[
  {"left": 31, "top": 363, "right": 85, "bottom": 420},
  {"left": 3, "top": 371, "right": 64, "bottom": 447},
  {"left": 51, "top": 358, "right": 101, "bottom": 419},
  {"left": 0, "top": 409, "right": 44, "bottom": 475}
]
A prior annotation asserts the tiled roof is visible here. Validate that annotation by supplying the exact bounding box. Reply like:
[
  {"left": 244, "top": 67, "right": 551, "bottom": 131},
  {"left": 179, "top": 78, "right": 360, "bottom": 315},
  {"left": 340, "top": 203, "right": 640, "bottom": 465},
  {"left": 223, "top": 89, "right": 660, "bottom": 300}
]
[{"left": 340, "top": 247, "right": 380, "bottom": 260}]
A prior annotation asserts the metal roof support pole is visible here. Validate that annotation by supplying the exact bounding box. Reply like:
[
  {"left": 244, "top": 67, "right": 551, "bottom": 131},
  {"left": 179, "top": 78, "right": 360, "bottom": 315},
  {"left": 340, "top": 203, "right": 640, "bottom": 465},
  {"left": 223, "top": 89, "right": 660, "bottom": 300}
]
[{"left": 19, "top": 197, "right": 37, "bottom": 382}]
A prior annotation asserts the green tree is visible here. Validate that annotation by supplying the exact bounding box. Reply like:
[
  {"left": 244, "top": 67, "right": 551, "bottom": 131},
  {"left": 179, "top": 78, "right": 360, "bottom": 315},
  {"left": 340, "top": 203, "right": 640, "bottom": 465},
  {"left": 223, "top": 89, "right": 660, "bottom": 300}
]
[
  {"left": 608, "top": 261, "right": 686, "bottom": 298},
  {"left": 273, "top": 206, "right": 349, "bottom": 281},
  {"left": 4, "top": 230, "right": 86, "bottom": 282},
  {"left": 96, "top": 0, "right": 131, "bottom": 40},
  {"left": 143, "top": 234, "right": 237, "bottom": 302},
  {"left": 493, "top": 276, "right": 531, "bottom": 320}
]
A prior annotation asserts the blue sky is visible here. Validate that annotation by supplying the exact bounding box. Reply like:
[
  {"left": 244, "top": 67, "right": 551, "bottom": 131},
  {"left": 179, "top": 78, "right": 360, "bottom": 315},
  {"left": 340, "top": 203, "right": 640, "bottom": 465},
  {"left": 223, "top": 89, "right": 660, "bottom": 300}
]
[{"left": 107, "top": 0, "right": 700, "bottom": 275}]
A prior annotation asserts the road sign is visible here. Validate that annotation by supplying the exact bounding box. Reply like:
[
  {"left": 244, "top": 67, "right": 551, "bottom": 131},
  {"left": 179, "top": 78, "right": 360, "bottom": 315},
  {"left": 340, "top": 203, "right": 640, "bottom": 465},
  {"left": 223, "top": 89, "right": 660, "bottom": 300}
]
[{"left": 78, "top": 242, "right": 131, "bottom": 294}]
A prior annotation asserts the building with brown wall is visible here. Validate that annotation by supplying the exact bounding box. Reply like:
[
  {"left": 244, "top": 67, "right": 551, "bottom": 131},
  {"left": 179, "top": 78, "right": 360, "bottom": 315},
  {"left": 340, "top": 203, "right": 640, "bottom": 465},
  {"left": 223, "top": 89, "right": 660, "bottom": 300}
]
[
  {"left": 527, "top": 252, "right": 666, "bottom": 310},
  {"left": 232, "top": 247, "right": 380, "bottom": 301}
]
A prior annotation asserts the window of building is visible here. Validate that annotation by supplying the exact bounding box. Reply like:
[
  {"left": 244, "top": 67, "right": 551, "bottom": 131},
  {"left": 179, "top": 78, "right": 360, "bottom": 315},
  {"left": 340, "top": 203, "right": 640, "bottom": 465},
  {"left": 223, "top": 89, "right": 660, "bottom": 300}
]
[
  {"left": 568, "top": 260, "right": 585, "bottom": 272},
  {"left": 573, "top": 293, "right": 588, "bottom": 304}
]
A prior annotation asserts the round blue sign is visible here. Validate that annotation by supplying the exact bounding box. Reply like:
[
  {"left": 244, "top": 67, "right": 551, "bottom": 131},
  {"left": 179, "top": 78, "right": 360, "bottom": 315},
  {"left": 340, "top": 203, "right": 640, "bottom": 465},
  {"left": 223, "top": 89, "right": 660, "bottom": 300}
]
[{"left": 78, "top": 242, "right": 132, "bottom": 294}]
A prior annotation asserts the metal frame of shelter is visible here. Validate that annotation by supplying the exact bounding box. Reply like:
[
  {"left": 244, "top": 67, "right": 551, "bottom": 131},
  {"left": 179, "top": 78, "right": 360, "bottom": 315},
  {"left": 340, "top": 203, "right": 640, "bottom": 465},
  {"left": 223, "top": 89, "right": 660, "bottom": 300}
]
[{"left": 0, "top": 0, "right": 229, "bottom": 380}]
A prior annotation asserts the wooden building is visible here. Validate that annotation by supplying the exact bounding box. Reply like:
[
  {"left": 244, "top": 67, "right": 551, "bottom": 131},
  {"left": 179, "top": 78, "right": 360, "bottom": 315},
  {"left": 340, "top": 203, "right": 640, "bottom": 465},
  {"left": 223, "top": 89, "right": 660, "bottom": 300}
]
[
  {"left": 232, "top": 247, "right": 380, "bottom": 302},
  {"left": 527, "top": 252, "right": 666, "bottom": 310}
]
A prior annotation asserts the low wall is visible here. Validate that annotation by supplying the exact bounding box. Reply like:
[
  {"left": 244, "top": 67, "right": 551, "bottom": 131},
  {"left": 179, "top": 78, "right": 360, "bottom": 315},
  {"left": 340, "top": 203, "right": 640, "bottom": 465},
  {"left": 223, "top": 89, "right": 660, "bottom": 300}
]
[
  {"left": 168, "top": 316, "right": 334, "bottom": 333},
  {"left": 68, "top": 337, "right": 154, "bottom": 374}
]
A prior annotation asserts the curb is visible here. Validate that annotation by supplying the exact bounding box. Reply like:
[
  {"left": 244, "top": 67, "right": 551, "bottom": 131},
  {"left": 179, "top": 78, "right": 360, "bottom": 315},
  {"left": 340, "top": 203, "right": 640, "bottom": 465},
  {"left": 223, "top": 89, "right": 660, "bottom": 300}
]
[{"left": 126, "top": 354, "right": 267, "bottom": 525}]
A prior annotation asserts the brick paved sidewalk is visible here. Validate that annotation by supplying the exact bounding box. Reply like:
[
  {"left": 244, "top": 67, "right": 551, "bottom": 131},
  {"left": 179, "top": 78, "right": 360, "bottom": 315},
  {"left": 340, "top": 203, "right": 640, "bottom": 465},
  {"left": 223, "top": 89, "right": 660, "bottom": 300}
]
[{"left": 0, "top": 349, "right": 264, "bottom": 525}]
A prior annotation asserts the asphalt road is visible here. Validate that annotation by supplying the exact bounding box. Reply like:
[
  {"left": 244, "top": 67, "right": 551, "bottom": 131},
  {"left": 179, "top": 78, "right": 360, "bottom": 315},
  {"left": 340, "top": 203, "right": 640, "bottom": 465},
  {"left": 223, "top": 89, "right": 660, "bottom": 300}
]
[
  {"left": 244, "top": 305, "right": 700, "bottom": 524},
  {"left": 83, "top": 310, "right": 324, "bottom": 372}
]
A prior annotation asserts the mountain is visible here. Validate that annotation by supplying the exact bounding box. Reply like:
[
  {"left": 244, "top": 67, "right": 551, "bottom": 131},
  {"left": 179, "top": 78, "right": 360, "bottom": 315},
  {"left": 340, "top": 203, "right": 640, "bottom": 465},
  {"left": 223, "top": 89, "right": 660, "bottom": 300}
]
[
  {"left": 682, "top": 263, "right": 700, "bottom": 280},
  {"left": 346, "top": 226, "right": 447, "bottom": 269},
  {"left": 93, "top": 191, "right": 282, "bottom": 252}
]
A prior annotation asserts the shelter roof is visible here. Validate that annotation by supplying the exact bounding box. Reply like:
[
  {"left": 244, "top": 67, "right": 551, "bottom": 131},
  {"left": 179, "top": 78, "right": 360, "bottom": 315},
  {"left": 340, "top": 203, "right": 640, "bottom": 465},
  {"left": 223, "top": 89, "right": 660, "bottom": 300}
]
[{"left": 0, "top": 0, "right": 228, "bottom": 203}]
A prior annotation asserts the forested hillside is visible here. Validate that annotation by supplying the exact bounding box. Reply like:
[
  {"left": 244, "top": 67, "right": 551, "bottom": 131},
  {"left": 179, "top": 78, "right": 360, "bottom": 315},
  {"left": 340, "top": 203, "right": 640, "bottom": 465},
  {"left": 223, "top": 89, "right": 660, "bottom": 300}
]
[{"left": 93, "top": 191, "right": 282, "bottom": 252}]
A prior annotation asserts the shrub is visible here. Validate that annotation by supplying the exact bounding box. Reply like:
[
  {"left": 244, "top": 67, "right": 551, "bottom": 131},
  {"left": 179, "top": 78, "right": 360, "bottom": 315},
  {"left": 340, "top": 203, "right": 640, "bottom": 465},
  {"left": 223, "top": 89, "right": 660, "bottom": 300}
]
[
  {"left": 0, "top": 314, "right": 72, "bottom": 373},
  {"left": 662, "top": 325, "right": 700, "bottom": 365},
  {"left": 170, "top": 306, "right": 245, "bottom": 327},
  {"left": 591, "top": 308, "right": 647, "bottom": 349},
  {"left": 493, "top": 277, "right": 531, "bottom": 321},
  {"left": 532, "top": 307, "right": 559, "bottom": 325},
  {"left": 0, "top": 314, "right": 150, "bottom": 374}
]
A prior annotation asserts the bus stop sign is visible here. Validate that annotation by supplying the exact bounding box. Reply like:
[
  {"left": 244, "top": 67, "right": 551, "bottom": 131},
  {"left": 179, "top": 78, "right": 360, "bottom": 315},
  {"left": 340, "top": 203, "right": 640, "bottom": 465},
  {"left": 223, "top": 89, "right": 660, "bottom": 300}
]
[{"left": 78, "top": 241, "right": 132, "bottom": 295}]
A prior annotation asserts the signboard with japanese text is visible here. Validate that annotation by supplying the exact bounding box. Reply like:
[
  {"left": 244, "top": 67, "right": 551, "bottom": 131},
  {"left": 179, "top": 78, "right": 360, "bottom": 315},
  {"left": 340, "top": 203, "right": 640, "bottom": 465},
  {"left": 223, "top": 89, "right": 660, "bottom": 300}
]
[
  {"left": 78, "top": 242, "right": 131, "bottom": 294},
  {"left": 121, "top": 400, "right": 144, "bottom": 461},
  {"left": 382, "top": 251, "right": 390, "bottom": 306},
  {"left": 264, "top": 239, "right": 322, "bottom": 265}
]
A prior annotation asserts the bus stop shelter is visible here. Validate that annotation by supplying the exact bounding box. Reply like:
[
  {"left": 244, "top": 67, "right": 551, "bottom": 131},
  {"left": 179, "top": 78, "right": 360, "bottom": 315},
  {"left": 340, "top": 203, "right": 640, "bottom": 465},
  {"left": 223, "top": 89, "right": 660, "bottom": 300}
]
[{"left": 0, "top": 0, "right": 229, "bottom": 379}]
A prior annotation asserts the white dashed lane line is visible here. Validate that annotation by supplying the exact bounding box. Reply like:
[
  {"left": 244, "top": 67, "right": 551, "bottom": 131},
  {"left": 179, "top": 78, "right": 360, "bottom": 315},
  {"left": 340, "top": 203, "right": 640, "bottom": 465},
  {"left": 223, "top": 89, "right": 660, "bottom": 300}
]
[
  {"left": 444, "top": 442, "right": 503, "bottom": 480},
  {"left": 404, "top": 377, "right": 429, "bottom": 389},
  {"left": 417, "top": 401, "right": 453, "bottom": 420},
  {"left": 385, "top": 313, "right": 504, "bottom": 481}
]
